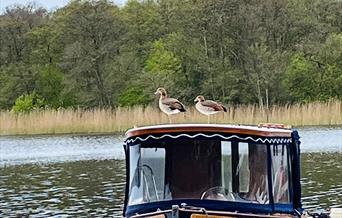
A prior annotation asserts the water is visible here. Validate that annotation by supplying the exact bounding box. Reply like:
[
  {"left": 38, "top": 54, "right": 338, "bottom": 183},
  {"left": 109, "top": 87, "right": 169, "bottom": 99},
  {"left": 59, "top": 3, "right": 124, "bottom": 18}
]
[
  {"left": 0, "top": 128, "right": 341, "bottom": 217},
  {"left": 0, "top": 160, "right": 125, "bottom": 217},
  {"left": 0, "top": 135, "right": 125, "bottom": 166}
]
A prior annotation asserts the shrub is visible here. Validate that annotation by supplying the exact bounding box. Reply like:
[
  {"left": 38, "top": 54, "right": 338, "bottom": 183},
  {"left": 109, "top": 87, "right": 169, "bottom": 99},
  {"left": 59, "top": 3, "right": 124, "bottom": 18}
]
[
  {"left": 11, "top": 93, "right": 45, "bottom": 113},
  {"left": 118, "top": 86, "right": 150, "bottom": 107}
]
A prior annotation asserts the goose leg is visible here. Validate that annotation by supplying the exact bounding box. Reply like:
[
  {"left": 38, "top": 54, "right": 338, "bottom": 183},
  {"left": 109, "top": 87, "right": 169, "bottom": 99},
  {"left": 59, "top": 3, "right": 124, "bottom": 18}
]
[
  {"left": 168, "top": 116, "right": 172, "bottom": 124},
  {"left": 207, "top": 115, "right": 210, "bottom": 124}
]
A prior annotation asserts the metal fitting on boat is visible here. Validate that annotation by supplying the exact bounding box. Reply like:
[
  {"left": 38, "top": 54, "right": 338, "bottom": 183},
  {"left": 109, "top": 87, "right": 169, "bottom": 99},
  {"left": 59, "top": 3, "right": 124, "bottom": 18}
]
[{"left": 171, "top": 205, "right": 179, "bottom": 218}]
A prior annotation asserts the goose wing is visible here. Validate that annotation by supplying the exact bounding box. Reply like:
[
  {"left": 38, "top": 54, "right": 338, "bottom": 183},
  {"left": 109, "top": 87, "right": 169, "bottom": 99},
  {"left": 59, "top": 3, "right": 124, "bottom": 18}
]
[
  {"left": 202, "top": 100, "right": 227, "bottom": 112},
  {"left": 162, "top": 98, "right": 186, "bottom": 112}
]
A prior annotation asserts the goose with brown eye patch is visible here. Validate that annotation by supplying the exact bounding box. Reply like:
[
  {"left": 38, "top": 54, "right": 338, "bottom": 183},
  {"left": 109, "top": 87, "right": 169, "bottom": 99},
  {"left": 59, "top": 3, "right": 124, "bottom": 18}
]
[
  {"left": 154, "top": 87, "right": 186, "bottom": 123},
  {"left": 194, "top": 95, "right": 227, "bottom": 124}
]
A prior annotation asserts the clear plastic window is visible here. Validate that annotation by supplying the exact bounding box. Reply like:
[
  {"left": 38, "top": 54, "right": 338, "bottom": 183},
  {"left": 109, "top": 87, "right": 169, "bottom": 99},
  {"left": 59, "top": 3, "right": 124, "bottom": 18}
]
[
  {"left": 271, "top": 144, "right": 291, "bottom": 203},
  {"left": 238, "top": 142, "right": 249, "bottom": 193},
  {"left": 128, "top": 139, "right": 274, "bottom": 205},
  {"left": 221, "top": 141, "right": 232, "bottom": 193},
  {"left": 128, "top": 144, "right": 141, "bottom": 205},
  {"left": 244, "top": 144, "right": 269, "bottom": 204},
  {"left": 128, "top": 145, "right": 165, "bottom": 205}
]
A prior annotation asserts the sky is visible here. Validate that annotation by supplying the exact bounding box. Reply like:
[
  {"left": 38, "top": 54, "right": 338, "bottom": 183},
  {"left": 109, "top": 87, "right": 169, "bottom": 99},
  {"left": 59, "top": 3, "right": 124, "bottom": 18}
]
[{"left": 0, "top": 0, "right": 127, "bottom": 13}]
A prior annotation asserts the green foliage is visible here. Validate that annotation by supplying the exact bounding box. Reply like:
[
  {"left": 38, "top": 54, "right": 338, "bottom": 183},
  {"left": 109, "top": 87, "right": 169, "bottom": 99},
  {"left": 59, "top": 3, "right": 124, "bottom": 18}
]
[
  {"left": 0, "top": 64, "right": 38, "bottom": 108},
  {"left": 319, "top": 33, "right": 342, "bottom": 68},
  {"left": 36, "top": 65, "right": 65, "bottom": 108},
  {"left": 1, "top": 0, "right": 342, "bottom": 110},
  {"left": 57, "top": 0, "right": 124, "bottom": 107},
  {"left": 118, "top": 86, "right": 150, "bottom": 107},
  {"left": 11, "top": 93, "right": 45, "bottom": 113},
  {"left": 314, "top": 33, "right": 342, "bottom": 100},
  {"left": 286, "top": 33, "right": 342, "bottom": 102},
  {"left": 144, "top": 39, "right": 182, "bottom": 86},
  {"left": 320, "top": 65, "right": 342, "bottom": 99},
  {"left": 284, "top": 54, "right": 318, "bottom": 102}
]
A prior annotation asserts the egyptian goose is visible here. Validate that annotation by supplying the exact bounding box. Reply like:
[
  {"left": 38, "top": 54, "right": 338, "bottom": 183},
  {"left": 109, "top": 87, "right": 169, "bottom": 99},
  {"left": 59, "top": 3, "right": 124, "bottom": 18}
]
[
  {"left": 155, "top": 88, "right": 186, "bottom": 123},
  {"left": 194, "top": 95, "right": 227, "bottom": 123}
]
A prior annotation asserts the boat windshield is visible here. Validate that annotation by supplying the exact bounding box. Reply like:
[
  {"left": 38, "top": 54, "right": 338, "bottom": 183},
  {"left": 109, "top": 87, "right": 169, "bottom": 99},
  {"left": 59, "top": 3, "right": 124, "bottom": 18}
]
[{"left": 127, "top": 137, "right": 291, "bottom": 206}]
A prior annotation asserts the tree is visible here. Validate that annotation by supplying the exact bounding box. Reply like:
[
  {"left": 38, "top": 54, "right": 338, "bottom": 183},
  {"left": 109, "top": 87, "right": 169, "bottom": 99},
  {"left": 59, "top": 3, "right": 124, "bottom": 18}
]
[
  {"left": 1, "top": 0, "right": 341, "bottom": 109},
  {"left": 0, "top": 3, "right": 47, "bottom": 108},
  {"left": 35, "top": 65, "right": 66, "bottom": 108},
  {"left": 144, "top": 39, "right": 181, "bottom": 86},
  {"left": 118, "top": 86, "right": 150, "bottom": 107},
  {"left": 58, "top": 0, "right": 124, "bottom": 107},
  {"left": 284, "top": 54, "right": 320, "bottom": 102}
]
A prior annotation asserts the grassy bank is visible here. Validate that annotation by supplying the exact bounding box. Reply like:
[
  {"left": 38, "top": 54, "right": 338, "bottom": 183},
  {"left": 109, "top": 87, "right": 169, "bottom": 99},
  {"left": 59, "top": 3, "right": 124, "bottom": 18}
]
[{"left": 0, "top": 100, "right": 341, "bottom": 136}]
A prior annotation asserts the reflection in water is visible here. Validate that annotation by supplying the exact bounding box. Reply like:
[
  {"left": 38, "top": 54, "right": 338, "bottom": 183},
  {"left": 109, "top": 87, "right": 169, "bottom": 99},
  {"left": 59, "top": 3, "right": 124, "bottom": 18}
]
[
  {"left": 298, "top": 127, "right": 342, "bottom": 153},
  {"left": 0, "top": 135, "right": 124, "bottom": 166},
  {"left": 301, "top": 153, "right": 342, "bottom": 211},
  {"left": 0, "top": 128, "right": 341, "bottom": 216},
  {"left": 0, "top": 160, "right": 125, "bottom": 217}
]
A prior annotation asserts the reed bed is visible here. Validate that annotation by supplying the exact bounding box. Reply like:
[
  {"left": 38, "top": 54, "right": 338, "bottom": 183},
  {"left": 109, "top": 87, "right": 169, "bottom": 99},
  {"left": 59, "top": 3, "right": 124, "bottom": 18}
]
[{"left": 0, "top": 100, "right": 341, "bottom": 136}]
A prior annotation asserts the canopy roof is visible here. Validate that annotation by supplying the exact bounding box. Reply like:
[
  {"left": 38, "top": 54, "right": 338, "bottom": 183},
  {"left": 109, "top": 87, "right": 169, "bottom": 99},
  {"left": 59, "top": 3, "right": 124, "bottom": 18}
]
[{"left": 125, "top": 124, "right": 292, "bottom": 140}]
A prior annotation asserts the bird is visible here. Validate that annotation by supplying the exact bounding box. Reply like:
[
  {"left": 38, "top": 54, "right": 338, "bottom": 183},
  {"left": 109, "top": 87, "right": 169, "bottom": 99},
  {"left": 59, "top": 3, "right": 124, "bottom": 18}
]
[
  {"left": 154, "top": 87, "right": 186, "bottom": 123},
  {"left": 194, "top": 95, "right": 227, "bottom": 124}
]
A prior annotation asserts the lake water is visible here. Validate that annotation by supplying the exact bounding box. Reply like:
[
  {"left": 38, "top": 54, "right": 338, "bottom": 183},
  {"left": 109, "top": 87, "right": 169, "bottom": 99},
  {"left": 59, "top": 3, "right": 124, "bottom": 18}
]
[{"left": 0, "top": 127, "right": 341, "bottom": 217}]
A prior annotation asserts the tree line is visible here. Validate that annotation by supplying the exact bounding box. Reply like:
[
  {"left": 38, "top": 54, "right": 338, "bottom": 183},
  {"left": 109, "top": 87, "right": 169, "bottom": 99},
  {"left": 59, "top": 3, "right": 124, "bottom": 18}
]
[{"left": 0, "top": 0, "right": 341, "bottom": 111}]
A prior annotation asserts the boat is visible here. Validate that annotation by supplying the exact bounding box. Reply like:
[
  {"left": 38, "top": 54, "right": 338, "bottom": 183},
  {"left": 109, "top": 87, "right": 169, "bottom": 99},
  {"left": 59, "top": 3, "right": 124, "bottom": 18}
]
[{"left": 123, "top": 123, "right": 303, "bottom": 217}]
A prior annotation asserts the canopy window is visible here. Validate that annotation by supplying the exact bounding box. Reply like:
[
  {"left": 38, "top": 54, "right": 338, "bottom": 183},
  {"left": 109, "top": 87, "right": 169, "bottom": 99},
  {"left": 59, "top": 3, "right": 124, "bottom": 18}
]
[{"left": 127, "top": 136, "right": 292, "bottom": 206}]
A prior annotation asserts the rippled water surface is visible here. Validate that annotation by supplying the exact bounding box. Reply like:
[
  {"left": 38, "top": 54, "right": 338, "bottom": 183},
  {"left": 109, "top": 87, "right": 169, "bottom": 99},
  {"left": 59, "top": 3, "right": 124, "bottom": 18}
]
[
  {"left": 0, "top": 160, "right": 125, "bottom": 217},
  {"left": 0, "top": 127, "right": 341, "bottom": 217}
]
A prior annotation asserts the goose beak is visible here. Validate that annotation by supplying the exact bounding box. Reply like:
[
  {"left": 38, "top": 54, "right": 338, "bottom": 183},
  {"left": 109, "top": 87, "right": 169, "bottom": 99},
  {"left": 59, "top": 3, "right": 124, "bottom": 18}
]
[
  {"left": 154, "top": 91, "right": 158, "bottom": 95},
  {"left": 194, "top": 99, "right": 198, "bottom": 103}
]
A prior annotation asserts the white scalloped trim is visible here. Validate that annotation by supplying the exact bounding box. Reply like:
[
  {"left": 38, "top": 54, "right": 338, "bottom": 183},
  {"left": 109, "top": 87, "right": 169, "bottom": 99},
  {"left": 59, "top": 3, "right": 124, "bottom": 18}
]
[{"left": 125, "top": 133, "right": 292, "bottom": 145}]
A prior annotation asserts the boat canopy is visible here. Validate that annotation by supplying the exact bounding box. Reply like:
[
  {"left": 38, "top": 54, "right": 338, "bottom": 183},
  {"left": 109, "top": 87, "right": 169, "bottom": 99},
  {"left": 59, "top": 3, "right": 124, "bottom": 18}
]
[{"left": 123, "top": 124, "right": 302, "bottom": 217}]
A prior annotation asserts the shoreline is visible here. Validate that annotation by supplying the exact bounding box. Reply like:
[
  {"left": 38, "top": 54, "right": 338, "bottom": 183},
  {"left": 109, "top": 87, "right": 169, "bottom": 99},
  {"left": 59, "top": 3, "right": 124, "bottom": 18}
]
[
  {"left": 1, "top": 124, "right": 341, "bottom": 137},
  {"left": 0, "top": 131, "right": 125, "bottom": 137}
]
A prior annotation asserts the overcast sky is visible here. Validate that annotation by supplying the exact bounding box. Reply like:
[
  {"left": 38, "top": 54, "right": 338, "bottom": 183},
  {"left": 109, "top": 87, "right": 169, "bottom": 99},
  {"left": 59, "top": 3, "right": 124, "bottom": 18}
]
[{"left": 0, "top": 0, "right": 127, "bottom": 13}]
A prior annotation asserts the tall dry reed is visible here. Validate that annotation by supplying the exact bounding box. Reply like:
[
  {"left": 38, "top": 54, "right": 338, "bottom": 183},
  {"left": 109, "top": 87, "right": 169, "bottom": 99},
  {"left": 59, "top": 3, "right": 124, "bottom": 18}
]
[{"left": 0, "top": 100, "right": 341, "bottom": 135}]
